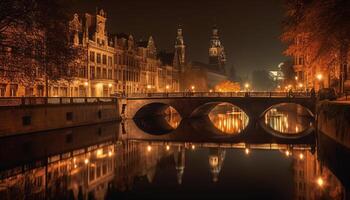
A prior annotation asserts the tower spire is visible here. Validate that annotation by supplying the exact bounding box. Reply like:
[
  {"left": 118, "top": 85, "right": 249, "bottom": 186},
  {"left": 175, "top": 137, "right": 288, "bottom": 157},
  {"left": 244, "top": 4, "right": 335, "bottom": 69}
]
[{"left": 173, "top": 25, "right": 186, "bottom": 72}]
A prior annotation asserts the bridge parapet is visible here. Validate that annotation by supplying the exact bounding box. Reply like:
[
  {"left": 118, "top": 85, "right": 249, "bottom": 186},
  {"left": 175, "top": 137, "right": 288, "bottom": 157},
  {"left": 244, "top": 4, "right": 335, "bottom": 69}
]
[{"left": 126, "top": 92, "right": 312, "bottom": 99}]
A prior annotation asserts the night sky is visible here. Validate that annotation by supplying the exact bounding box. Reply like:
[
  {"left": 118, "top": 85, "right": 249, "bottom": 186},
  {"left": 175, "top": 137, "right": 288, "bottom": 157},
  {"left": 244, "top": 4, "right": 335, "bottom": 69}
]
[{"left": 72, "top": 0, "right": 287, "bottom": 77}]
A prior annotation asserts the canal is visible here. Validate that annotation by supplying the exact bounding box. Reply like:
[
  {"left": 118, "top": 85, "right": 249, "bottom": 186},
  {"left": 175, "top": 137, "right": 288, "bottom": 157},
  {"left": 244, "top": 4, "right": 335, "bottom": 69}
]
[{"left": 0, "top": 104, "right": 349, "bottom": 199}]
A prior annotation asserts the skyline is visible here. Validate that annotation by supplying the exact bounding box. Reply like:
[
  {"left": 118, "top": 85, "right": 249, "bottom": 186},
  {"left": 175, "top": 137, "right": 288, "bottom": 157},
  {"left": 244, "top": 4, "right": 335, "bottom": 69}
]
[{"left": 72, "top": 0, "right": 287, "bottom": 77}]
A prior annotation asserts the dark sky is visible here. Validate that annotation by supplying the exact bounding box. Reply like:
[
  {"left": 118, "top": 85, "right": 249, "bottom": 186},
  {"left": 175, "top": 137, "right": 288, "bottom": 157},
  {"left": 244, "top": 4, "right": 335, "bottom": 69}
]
[{"left": 72, "top": 0, "right": 287, "bottom": 77}]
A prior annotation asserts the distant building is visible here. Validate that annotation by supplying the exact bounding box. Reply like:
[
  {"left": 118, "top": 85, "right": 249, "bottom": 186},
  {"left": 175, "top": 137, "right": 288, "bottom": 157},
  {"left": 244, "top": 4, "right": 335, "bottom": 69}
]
[{"left": 178, "top": 26, "right": 228, "bottom": 91}]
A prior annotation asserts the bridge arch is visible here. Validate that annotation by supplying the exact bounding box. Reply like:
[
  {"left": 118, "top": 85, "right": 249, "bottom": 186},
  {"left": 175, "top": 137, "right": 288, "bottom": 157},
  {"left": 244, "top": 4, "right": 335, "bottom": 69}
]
[{"left": 133, "top": 102, "right": 181, "bottom": 119}]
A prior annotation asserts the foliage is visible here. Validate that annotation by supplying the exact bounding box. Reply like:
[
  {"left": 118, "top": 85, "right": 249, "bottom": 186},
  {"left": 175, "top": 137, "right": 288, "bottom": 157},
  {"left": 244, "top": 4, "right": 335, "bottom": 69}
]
[
  {"left": 0, "top": 0, "right": 82, "bottom": 87},
  {"left": 280, "top": 60, "right": 296, "bottom": 85},
  {"left": 281, "top": 0, "right": 350, "bottom": 70},
  {"left": 214, "top": 80, "right": 240, "bottom": 92}
]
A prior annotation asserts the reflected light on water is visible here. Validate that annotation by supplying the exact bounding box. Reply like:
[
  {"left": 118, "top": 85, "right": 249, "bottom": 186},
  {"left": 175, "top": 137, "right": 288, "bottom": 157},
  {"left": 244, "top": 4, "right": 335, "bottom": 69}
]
[
  {"left": 209, "top": 104, "right": 249, "bottom": 134},
  {"left": 264, "top": 104, "right": 313, "bottom": 134},
  {"left": 164, "top": 107, "right": 181, "bottom": 129}
]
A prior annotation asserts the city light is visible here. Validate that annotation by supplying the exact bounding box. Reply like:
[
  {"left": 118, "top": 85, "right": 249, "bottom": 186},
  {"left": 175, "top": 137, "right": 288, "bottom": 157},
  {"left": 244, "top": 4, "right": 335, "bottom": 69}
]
[
  {"left": 298, "top": 83, "right": 303, "bottom": 88},
  {"left": 245, "top": 148, "right": 250, "bottom": 155},
  {"left": 317, "top": 177, "right": 324, "bottom": 187},
  {"left": 285, "top": 150, "right": 290, "bottom": 157},
  {"left": 165, "top": 85, "right": 170, "bottom": 90},
  {"left": 147, "top": 145, "right": 152, "bottom": 152},
  {"left": 84, "top": 158, "right": 89, "bottom": 164},
  {"left": 191, "top": 85, "right": 195, "bottom": 90},
  {"left": 299, "top": 153, "right": 304, "bottom": 160},
  {"left": 108, "top": 83, "right": 112, "bottom": 88},
  {"left": 96, "top": 149, "right": 103, "bottom": 157},
  {"left": 295, "top": 76, "right": 298, "bottom": 80},
  {"left": 147, "top": 85, "right": 152, "bottom": 89},
  {"left": 191, "top": 144, "right": 196, "bottom": 150},
  {"left": 244, "top": 83, "right": 250, "bottom": 89},
  {"left": 316, "top": 74, "right": 323, "bottom": 81},
  {"left": 166, "top": 145, "right": 170, "bottom": 151},
  {"left": 84, "top": 81, "right": 88, "bottom": 87},
  {"left": 108, "top": 151, "right": 113, "bottom": 157},
  {"left": 209, "top": 89, "right": 213, "bottom": 93}
]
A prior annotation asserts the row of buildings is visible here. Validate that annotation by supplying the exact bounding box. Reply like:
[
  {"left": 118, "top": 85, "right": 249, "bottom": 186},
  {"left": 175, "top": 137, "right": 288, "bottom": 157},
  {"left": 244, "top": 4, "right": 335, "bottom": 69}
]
[{"left": 0, "top": 9, "right": 229, "bottom": 97}]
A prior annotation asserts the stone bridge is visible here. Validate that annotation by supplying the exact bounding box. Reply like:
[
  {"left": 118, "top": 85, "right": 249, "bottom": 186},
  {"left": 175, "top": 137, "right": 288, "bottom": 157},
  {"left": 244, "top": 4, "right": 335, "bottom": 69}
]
[{"left": 124, "top": 92, "right": 316, "bottom": 120}]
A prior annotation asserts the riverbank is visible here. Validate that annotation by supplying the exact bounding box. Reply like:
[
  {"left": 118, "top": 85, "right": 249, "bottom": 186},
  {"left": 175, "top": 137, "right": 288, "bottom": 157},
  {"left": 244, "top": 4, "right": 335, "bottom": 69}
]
[
  {"left": 317, "top": 100, "right": 350, "bottom": 149},
  {"left": 0, "top": 97, "right": 121, "bottom": 137}
]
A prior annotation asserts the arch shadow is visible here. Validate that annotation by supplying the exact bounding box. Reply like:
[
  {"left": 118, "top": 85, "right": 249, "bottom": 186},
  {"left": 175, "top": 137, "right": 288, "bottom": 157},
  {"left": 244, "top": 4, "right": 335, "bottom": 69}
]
[{"left": 134, "top": 102, "right": 181, "bottom": 119}]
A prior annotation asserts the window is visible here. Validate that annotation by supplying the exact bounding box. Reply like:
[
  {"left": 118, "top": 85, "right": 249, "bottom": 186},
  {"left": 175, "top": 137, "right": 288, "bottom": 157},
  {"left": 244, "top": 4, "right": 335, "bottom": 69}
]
[
  {"left": 97, "top": 67, "right": 101, "bottom": 79},
  {"left": 97, "top": 53, "right": 101, "bottom": 64},
  {"left": 0, "top": 84, "right": 6, "bottom": 97},
  {"left": 79, "top": 66, "right": 86, "bottom": 78},
  {"left": 9, "top": 84, "right": 18, "bottom": 97},
  {"left": 90, "top": 51, "right": 95, "bottom": 62},
  {"left": 60, "top": 87, "right": 68, "bottom": 97},
  {"left": 108, "top": 69, "right": 112, "bottom": 79},
  {"left": 37, "top": 85, "right": 44, "bottom": 97},
  {"left": 25, "top": 87, "right": 33, "bottom": 96},
  {"left": 90, "top": 66, "right": 95, "bottom": 79},
  {"left": 103, "top": 68, "right": 107, "bottom": 79},
  {"left": 103, "top": 85, "right": 109, "bottom": 97},
  {"left": 53, "top": 87, "right": 59, "bottom": 96},
  {"left": 108, "top": 56, "right": 112, "bottom": 66},
  {"left": 102, "top": 55, "right": 107, "bottom": 65}
]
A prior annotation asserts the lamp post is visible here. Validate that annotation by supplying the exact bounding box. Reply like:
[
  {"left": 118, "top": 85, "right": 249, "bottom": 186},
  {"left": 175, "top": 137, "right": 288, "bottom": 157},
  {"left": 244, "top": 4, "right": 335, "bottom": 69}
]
[
  {"left": 244, "top": 83, "right": 250, "bottom": 92},
  {"left": 191, "top": 85, "right": 195, "bottom": 92},
  {"left": 316, "top": 73, "right": 324, "bottom": 90}
]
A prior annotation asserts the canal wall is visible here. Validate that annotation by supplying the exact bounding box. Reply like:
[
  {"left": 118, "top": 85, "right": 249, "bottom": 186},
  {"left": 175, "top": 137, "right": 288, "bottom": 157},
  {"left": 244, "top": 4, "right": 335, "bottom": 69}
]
[
  {"left": 317, "top": 101, "right": 350, "bottom": 149},
  {"left": 0, "top": 98, "right": 121, "bottom": 137}
]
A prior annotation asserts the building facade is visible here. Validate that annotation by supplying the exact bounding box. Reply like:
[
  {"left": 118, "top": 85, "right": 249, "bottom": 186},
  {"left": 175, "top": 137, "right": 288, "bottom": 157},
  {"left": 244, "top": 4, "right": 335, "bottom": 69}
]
[{"left": 0, "top": 9, "right": 180, "bottom": 97}]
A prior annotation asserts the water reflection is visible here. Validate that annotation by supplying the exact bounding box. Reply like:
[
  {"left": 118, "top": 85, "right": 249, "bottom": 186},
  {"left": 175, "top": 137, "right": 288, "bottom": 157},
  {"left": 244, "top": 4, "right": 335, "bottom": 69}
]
[
  {"left": 265, "top": 103, "right": 313, "bottom": 134},
  {"left": 208, "top": 104, "right": 249, "bottom": 134},
  {"left": 0, "top": 137, "right": 347, "bottom": 200},
  {"left": 164, "top": 107, "right": 181, "bottom": 129}
]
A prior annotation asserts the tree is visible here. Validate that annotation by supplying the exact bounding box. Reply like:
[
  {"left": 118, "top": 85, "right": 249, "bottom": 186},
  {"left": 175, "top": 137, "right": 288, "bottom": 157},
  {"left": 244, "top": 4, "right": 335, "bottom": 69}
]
[
  {"left": 281, "top": 0, "right": 350, "bottom": 92},
  {"left": 0, "top": 0, "right": 81, "bottom": 96}
]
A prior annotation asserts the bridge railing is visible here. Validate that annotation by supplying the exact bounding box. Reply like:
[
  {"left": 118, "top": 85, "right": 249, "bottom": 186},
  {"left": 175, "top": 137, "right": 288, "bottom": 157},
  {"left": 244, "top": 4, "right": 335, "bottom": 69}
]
[
  {"left": 0, "top": 97, "right": 118, "bottom": 107},
  {"left": 126, "top": 92, "right": 311, "bottom": 99}
]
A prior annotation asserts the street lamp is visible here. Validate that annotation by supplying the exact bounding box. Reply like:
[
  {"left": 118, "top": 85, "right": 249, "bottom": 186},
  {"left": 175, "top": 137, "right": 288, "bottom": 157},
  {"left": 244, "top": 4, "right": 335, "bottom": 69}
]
[
  {"left": 244, "top": 83, "right": 250, "bottom": 91},
  {"left": 165, "top": 85, "right": 170, "bottom": 92},
  {"left": 108, "top": 83, "right": 112, "bottom": 88},
  {"left": 316, "top": 74, "right": 323, "bottom": 81},
  {"left": 84, "top": 81, "right": 89, "bottom": 87},
  {"left": 316, "top": 73, "right": 324, "bottom": 90},
  {"left": 191, "top": 85, "right": 195, "bottom": 92}
]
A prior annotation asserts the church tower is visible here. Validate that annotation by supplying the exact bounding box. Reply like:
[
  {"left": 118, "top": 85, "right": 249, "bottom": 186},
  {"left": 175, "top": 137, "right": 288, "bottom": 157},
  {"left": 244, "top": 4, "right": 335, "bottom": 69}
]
[
  {"left": 209, "top": 26, "right": 226, "bottom": 73},
  {"left": 173, "top": 26, "right": 186, "bottom": 72}
]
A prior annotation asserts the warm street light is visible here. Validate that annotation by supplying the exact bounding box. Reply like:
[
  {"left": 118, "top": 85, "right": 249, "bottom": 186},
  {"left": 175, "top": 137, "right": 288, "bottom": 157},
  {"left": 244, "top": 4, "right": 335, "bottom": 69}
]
[
  {"left": 108, "top": 83, "right": 112, "bottom": 88},
  {"left": 165, "top": 85, "right": 170, "bottom": 90},
  {"left": 316, "top": 74, "right": 323, "bottom": 81},
  {"left": 84, "top": 81, "right": 89, "bottom": 87},
  {"left": 317, "top": 177, "right": 324, "bottom": 187},
  {"left": 298, "top": 83, "right": 303, "bottom": 88},
  {"left": 295, "top": 76, "right": 298, "bottom": 81},
  {"left": 299, "top": 153, "right": 304, "bottom": 160},
  {"left": 147, "top": 145, "right": 152, "bottom": 152},
  {"left": 209, "top": 89, "right": 213, "bottom": 93},
  {"left": 245, "top": 148, "right": 250, "bottom": 155},
  {"left": 147, "top": 85, "right": 152, "bottom": 89},
  {"left": 191, "top": 85, "right": 195, "bottom": 90},
  {"left": 244, "top": 83, "right": 250, "bottom": 89},
  {"left": 166, "top": 145, "right": 170, "bottom": 151}
]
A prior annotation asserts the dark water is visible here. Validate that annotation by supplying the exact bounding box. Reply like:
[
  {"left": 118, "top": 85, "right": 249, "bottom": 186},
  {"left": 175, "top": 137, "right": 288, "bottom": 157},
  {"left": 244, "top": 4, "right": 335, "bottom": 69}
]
[{"left": 0, "top": 105, "right": 349, "bottom": 200}]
